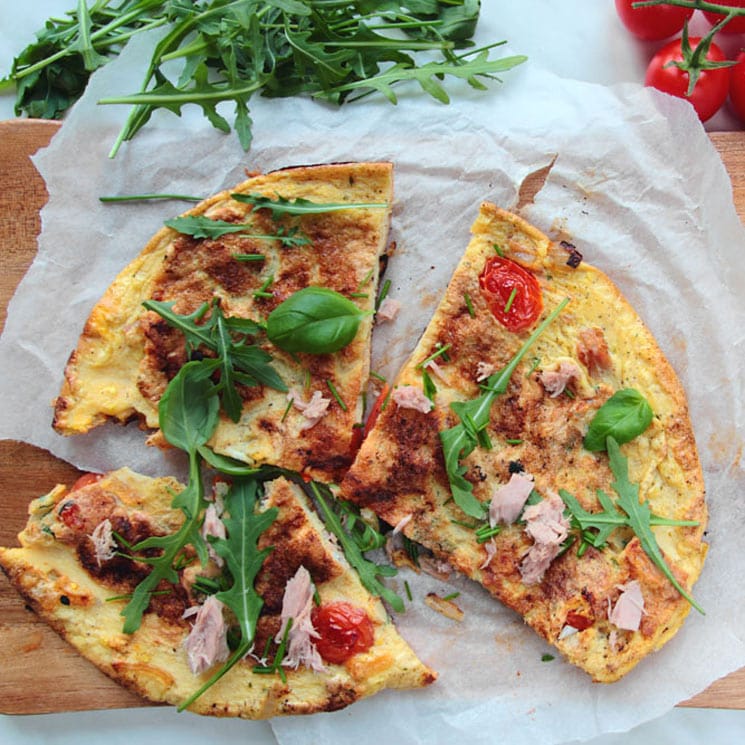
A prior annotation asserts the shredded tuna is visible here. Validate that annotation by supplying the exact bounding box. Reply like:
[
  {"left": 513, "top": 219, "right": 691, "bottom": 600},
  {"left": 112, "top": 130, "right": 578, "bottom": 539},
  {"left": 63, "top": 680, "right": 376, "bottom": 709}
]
[
  {"left": 538, "top": 360, "right": 581, "bottom": 398},
  {"left": 392, "top": 385, "right": 433, "bottom": 413},
  {"left": 475, "top": 361, "right": 497, "bottom": 382},
  {"left": 488, "top": 472, "right": 535, "bottom": 526},
  {"left": 201, "top": 503, "right": 226, "bottom": 567},
  {"left": 577, "top": 327, "right": 612, "bottom": 374},
  {"left": 519, "top": 492, "right": 570, "bottom": 585},
  {"left": 182, "top": 595, "right": 230, "bottom": 675},
  {"left": 425, "top": 360, "right": 449, "bottom": 383},
  {"left": 419, "top": 555, "right": 453, "bottom": 580},
  {"left": 277, "top": 566, "right": 325, "bottom": 672},
  {"left": 376, "top": 297, "right": 401, "bottom": 323},
  {"left": 288, "top": 389, "right": 331, "bottom": 430},
  {"left": 609, "top": 580, "right": 645, "bottom": 631},
  {"left": 392, "top": 514, "right": 413, "bottom": 535},
  {"left": 89, "top": 519, "right": 117, "bottom": 567},
  {"left": 480, "top": 539, "right": 497, "bottom": 569}
]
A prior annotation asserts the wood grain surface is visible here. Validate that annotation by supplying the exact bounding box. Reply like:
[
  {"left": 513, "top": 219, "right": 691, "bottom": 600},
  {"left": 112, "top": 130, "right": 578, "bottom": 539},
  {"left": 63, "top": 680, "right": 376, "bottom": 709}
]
[{"left": 0, "top": 119, "right": 742, "bottom": 714}]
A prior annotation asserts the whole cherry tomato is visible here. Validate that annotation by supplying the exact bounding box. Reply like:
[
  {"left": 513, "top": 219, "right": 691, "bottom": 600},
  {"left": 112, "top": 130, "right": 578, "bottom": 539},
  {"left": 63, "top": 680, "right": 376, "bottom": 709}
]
[
  {"left": 615, "top": 0, "right": 694, "bottom": 41},
  {"left": 645, "top": 37, "right": 732, "bottom": 121},
  {"left": 312, "top": 601, "right": 374, "bottom": 664},
  {"left": 704, "top": 0, "right": 745, "bottom": 34},
  {"left": 729, "top": 51, "right": 745, "bottom": 120},
  {"left": 478, "top": 256, "right": 543, "bottom": 333},
  {"left": 71, "top": 471, "right": 104, "bottom": 491}
]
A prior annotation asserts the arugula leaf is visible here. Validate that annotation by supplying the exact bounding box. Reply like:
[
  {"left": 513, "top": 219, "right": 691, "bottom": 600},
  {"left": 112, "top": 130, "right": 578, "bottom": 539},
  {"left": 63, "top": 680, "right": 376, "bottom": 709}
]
[
  {"left": 120, "top": 362, "right": 220, "bottom": 633},
  {"left": 231, "top": 193, "right": 388, "bottom": 217},
  {"left": 309, "top": 481, "right": 404, "bottom": 613},
  {"left": 583, "top": 388, "right": 654, "bottom": 452},
  {"left": 177, "top": 478, "right": 278, "bottom": 711},
  {"left": 165, "top": 215, "right": 310, "bottom": 247},
  {"left": 143, "top": 298, "right": 287, "bottom": 421},
  {"left": 440, "top": 298, "right": 570, "bottom": 519},
  {"left": 559, "top": 436, "right": 703, "bottom": 613},
  {"left": 266, "top": 286, "right": 370, "bottom": 355}
]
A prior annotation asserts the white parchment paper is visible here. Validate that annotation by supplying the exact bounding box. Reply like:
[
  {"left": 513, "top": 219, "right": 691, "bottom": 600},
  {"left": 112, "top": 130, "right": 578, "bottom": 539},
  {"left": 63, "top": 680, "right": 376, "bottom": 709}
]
[{"left": 1, "top": 28, "right": 744, "bottom": 745}]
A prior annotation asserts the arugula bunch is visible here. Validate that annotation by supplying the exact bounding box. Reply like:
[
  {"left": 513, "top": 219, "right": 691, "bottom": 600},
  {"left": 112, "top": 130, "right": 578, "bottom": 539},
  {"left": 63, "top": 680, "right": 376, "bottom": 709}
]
[{"left": 4, "top": 1, "right": 526, "bottom": 155}]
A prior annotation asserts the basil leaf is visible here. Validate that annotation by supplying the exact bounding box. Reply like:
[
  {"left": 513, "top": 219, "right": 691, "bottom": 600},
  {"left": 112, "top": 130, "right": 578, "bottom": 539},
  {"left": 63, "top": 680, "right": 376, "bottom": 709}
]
[
  {"left": 158, "top": 360, "right": 220, "bottom": 452},
  {"left": 266, "top": 286, "right": 369, "bottom": 354},
  {"left": 583, "top": 388, "right": 654, "bottom": 452}
]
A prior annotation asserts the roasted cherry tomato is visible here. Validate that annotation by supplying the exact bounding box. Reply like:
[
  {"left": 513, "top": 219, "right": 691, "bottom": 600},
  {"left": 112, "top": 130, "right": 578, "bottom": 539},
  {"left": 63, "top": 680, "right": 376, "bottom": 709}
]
[
  {"left": 478, "top": 256, "right": 543, "bottom": 333},
  {"left": 644, "top": 37, "right": 731, "bottom": 122},
  {"left": 615, "top": 0, "right": 694, "bottom": 41},
  {"left": 71, "top": 471, "right": 104, "bottom": 491},
  {"left": 312, "top": 601, "right": 375, "bottom": 664},
  {"left": 704, "top": 0, "right": 745, "bottom": 34},
  {"left": 729, "top": 51, "right": 745, "bottom": 120}
]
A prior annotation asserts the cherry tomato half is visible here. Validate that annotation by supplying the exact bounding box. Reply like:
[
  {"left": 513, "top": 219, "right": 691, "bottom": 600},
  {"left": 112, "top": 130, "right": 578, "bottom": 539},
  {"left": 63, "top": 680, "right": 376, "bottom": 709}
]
[
  {"left": 704, "top": 0, "right": 745, "bottom": 34},
  {"left": 645, "top": 37, "right": 731, "bottom": 122},
  {"left": 71, "top": 472, "right": 104, "bottom": 491},
  {"left": 312, "top": 601, "right": 374, "bottom": 664},
  {"left": 729, "top": 52, "right": 745, "bottom": 120},
  {"left": 478, "top": 256, "right": 543, "bottom": 333},
  {"left": 615, "top": 0, "right": 694, "bottom": 41}
]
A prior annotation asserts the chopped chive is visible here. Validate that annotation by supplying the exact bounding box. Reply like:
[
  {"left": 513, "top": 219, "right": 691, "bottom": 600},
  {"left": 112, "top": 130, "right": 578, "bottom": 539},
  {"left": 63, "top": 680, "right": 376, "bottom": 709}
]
[
  {"left": 356, "top": 268, "right": 374, "bottom": 291},
  {"left": 99, "top": 193, "right": 204, "bottom": 203},
  {"left": 233, "top": 253, "right": 266, "bottom": 262},
  {"left": 541, "top": 653, "right": 555, "bottom": 662},
  {"left": 564, "top": 388, "right": 576, "bottom": 399},
  {"left": 376, "top": 279, "right": 391, "bottom": 309},
  {"left": 313, "top": 588, "right": 321, "bottom": 606},
  {"left": 451, "top": 518, "right": 481, "bottom": 530},
  {"left": 350, "top": 292, "right": 369, "bottom": 299},
  {"left": 369, "top": 370, "right": 387, "bottom": 383},
  {"left": 380, "top": 384, "right": 393, "bottom": 412},
  {"left": 326, "top": 379, "right": 348, "bottom": 411},
  {"left": 304, "top": 368, "right": 311, "bottom": 392},
  {"left": 422, "top": 369, "right": 437, "bottom": 402},
  {"left": 280, "top": 397, "right": 293, "bottom": 423},
  {"left": 525, "top": 356, "right": 541, "bottom": 378},
  {"left": 475, "top": 524, "right": 502, "bottom": 543},
  {"left": 503, "top": 287, "right": 518, "bottom": 313},
  {"left": 416, "top": 343, "right": 452, "bottom": 370},
  {"left": 464, "top": 291, "right": 476, "bottom": 318},
  {"left": 253, "top": 274, "right": 274, "bottom": 300},
  {"left": 404, "top": 580, "right": 413, "bottom": 602},
  {"left": 493, "top": 243, "right": 504, "bottom": 257},
  {"left": 505, "top": 438, "right": 523, "bottom": 445},
  {"left": 442, "top": 592, "right": 460, "bottom": 601}
]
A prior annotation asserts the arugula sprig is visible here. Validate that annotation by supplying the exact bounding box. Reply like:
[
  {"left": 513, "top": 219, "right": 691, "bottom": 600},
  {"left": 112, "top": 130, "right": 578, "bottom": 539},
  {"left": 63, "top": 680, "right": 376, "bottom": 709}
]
[
  {"left": 309, "top": 481, "right": 404, "bottom": 613},
  {"left": 559, "top": 436, "right": 703, "bottom": 613},
  {"left": 440, "top": 298, "right": 570, "bottom": 519},
  {"left": 231, "top": 193, "right": 388, "bottom": 217},
  {"left": 178, "top": 478, "right": 278, "bottom": 712},
  {"left": 120, "top": 360, "right": 219, "bottom": 633},
  {"left": 165, "top": 214, "right": 311, "bottom": 247},
  {"left": 143, "top": 298, "right": 287, "bottom": 422}
]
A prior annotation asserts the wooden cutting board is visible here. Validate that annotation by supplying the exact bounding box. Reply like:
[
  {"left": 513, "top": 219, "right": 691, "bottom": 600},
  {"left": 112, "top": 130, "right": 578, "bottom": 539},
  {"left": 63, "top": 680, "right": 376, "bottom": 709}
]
[{"left": 1, "top": 119, "right": 743, "bottom": 715}]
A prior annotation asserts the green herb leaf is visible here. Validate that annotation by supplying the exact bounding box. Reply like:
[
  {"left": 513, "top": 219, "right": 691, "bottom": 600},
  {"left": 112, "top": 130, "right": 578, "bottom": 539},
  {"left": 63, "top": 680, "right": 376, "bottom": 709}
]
[
  {"left": 583, "top": 388, "right": 654, "bottom": 452},
  {"left": 309, "top": 481, "right": 404, "bottom": 613},
  {"left": 165, "top": 215, "right": 310, "bottom": 247},
  {"left": 231, "top": 193, "right": 388, "bottom": 217},
  {"left": 143, "top": 298, "right": 287, "bottom": 421},
  {"left": 559, "top": 436, "right": 703, "bottom": 612},
  {"left": 440, "top": 298, "right": 569, "bottom": 519},
  {"left": 266, "top": 286, "right": 369, "bottom": 355}
]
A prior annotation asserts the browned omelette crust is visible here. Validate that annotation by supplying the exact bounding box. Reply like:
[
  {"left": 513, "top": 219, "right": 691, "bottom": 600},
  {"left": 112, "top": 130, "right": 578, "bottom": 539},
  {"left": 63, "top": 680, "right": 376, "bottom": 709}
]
[
  {"left": 0, "top": 471, "right": 435, "bottom": 718},
  {"left": 52, "top": 162, "right": 394, "bottom": 483},
  {"left": 341, "top": 203, "right": 707, "bottom": 682}
]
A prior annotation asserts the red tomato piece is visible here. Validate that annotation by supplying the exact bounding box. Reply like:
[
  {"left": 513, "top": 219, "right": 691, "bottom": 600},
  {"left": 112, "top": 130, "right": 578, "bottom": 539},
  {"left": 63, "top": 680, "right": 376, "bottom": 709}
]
[
  {"left": 311, "top": 601, "right": 375, "bottom": 664},
  {"left": 58, "top": 500, "right": 85, "bottom": 529},
  {"left": 615, "top": 0, "right": 694, "bottom": 41},
  {"left": 729, "top": 51, "right": 745, "bottom": 120},
  {"left": 71, "top": 472, "right": 103, "bottom": 491},
  {"left": 478, "top": 256, "right": 543, "bottom": 333},
  {"left": 644, "top": 37, "right": 731, "bottom": 122},
  {"left": 565, "top": 611, "right": 594, "bottom": 631},
  {"left": 704, "top": 0, "right": 745, "bottom": 34}
]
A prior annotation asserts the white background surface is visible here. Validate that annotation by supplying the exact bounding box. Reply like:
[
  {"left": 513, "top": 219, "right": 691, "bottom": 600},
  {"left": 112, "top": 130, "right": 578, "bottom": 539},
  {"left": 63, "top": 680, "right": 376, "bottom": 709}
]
[{"left": 1, "top": 1, "right": 744, "bottom": 742}]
